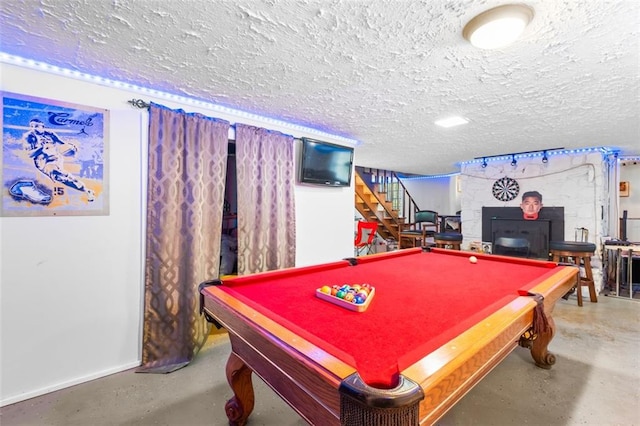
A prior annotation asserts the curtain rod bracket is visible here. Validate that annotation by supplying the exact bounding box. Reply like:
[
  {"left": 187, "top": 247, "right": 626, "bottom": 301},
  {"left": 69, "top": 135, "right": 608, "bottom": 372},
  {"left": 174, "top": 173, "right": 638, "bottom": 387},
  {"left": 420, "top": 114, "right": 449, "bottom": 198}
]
[{"left": 128, "top": 99, "right": 150, "bottom": 109}]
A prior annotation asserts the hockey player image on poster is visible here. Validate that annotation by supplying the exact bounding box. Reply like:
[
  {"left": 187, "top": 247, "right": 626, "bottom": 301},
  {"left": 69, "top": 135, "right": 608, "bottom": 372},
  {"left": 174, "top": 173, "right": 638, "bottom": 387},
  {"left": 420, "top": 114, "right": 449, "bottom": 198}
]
[{"left": 1, "top": 93, "right": 109, "bottom": 216}]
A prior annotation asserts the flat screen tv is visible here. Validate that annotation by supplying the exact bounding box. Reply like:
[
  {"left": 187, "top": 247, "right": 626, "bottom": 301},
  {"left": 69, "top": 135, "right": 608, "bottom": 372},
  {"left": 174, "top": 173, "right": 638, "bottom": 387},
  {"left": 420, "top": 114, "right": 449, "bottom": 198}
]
[{"left": 299, "top": 138, "right": 354, "bottom": 187}]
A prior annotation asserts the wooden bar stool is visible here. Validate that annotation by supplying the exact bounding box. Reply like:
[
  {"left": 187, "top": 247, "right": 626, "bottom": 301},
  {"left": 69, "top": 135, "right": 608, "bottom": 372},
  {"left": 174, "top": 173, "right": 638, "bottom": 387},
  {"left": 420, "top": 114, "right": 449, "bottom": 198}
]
[
  {"left": 549, "top": 241, "right": 598, "bottom": 307},
  {"left": 434, "top": 233, "right": 463, "bottom": 250}
]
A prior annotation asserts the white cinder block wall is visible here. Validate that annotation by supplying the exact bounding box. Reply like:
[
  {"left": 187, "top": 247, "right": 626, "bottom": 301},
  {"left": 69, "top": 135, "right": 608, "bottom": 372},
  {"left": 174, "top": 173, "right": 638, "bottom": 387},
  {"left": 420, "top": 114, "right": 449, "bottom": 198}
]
[{"left": 459, "top": 151, "right": 613, "bottom": 293}]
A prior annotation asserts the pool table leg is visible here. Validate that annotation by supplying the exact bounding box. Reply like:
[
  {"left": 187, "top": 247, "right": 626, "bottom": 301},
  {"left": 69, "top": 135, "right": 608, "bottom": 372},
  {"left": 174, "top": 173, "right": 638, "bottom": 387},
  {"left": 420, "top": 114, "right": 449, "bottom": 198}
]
[
  {"left": 519, "top": 314, "right": 557, "bottom": 369},
  {"left": 224, "top": 352, "right": 255, "bottom": 426}
]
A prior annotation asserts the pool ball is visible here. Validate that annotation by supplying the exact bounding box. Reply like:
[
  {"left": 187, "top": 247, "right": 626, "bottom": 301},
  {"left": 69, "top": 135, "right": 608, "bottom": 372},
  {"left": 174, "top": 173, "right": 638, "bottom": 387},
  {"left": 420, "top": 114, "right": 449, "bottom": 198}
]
[
  {"left": 356, "top": 290, "right": 368, "bottom": 299},
  {"left": 320, "top": 285, "right": 332, "bottom": 294},
  {"left": 469, "top": 256, "right": 478, "bottom": 264}
]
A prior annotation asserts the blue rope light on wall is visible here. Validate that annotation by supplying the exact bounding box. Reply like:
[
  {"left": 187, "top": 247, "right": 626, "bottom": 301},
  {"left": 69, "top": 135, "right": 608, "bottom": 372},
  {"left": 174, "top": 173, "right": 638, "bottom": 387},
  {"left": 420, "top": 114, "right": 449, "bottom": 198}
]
[{"left": 0, "top": 52, "right": 360, "bottom": 146}]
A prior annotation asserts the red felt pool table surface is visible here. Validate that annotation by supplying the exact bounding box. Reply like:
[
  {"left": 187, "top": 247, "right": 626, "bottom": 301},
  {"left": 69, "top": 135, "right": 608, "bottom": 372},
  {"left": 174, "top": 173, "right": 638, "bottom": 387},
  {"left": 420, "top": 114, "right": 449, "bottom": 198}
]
[{"left": 200, "top": 247, "right": 578, "bottom": 425}]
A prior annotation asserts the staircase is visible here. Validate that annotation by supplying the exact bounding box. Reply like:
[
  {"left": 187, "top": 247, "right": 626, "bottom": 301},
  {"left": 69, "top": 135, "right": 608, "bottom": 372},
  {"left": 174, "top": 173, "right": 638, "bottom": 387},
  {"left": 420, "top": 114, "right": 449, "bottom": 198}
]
[{"left": 354, "top": 167, "right": 422, "bottom": 243}]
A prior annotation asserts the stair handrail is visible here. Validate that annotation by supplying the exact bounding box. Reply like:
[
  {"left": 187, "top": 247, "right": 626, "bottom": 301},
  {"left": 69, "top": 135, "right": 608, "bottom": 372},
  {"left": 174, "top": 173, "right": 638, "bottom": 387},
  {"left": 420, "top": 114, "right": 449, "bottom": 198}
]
[{"left": 354, "top": 167, "right": 422, "bottom": 238}]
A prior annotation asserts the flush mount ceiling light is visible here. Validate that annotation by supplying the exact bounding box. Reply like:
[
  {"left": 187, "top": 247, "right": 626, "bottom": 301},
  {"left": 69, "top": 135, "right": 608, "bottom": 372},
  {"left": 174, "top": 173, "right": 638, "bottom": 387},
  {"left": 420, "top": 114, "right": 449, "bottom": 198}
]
[
  {"left": 435, "top": 116, "right": 469, "bottom": 128},
  {"left": 463, "top": 4, "right": 534, "bottom": 49}
]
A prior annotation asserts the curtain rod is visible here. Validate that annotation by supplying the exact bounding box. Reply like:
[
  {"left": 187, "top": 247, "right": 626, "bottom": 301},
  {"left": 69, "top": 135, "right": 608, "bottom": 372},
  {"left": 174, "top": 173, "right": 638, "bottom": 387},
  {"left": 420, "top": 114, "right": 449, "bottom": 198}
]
[
  {"left": 126, "top": 98, "right": 286, "bottom": 139},
  {"left": 126, "top": 98, "right": 356, "bottom": 147}
]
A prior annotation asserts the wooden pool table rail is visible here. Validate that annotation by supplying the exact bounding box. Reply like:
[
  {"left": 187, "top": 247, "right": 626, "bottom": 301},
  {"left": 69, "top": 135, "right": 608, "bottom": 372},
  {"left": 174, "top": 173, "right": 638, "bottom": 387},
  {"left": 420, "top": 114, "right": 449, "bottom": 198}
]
[
  {"left": 402, "top": 265, "right": 578, "bottom": 424},
  {"left": 203, "top": 286, "right": 352, "bottom": 425}
]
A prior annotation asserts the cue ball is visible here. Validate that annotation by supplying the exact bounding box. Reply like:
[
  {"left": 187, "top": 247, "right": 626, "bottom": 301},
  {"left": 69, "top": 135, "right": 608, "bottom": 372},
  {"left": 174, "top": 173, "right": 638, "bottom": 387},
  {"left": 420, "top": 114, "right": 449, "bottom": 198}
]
[{"left": 469, "top": 256, "right": 478, "bottom": 264}]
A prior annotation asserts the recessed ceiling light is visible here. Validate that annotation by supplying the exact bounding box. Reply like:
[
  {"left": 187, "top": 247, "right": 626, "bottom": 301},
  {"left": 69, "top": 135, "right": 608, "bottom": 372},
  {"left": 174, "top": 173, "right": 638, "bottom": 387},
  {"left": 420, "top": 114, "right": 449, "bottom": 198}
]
[
  {"left": 435, "top": 116, "right": 469, "bottom": 128},
  {"left": 463, "top": 4, "right": 534, "bottom": 50}
]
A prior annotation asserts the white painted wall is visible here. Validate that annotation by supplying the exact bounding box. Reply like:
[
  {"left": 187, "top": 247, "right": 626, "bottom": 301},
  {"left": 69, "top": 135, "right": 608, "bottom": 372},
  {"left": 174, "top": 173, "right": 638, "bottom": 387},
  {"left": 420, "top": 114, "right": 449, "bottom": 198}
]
[
  {"left": 1, "top": 65, "right": 146, "bottom": 406},
  {"left": 400, "top": 175, "right": 460, "bottom": 216},
  {"left": 0, "top": 62, "right": 354, "bottom": 405},
  {"left": 295, "top": 183, "right": 355, "bottom": 265}
]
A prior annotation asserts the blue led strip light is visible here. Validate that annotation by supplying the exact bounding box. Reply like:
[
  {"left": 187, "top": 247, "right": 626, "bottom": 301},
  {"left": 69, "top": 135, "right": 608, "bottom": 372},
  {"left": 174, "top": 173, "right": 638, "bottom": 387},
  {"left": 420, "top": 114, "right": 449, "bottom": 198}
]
[
  {"left": 0, "top": 52, "right": 359, "bottom": 146},
  {"left": 401, "top": 172, "right": 460, "bottom": 180}
]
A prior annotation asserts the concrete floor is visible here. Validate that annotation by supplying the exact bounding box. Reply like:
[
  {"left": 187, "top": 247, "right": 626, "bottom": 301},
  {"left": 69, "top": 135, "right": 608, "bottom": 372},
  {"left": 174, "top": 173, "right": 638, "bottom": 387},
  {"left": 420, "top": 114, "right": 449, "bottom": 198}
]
[{"left": 1, "top": 295, "right": 638, "bottom": 426}]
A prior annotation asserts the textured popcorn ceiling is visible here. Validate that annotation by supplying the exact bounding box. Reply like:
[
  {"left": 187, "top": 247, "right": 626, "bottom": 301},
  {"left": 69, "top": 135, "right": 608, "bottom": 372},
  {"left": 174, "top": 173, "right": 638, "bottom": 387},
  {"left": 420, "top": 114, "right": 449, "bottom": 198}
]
[{"left": 1, "top": 0, "right": 638, "bottom": 175}]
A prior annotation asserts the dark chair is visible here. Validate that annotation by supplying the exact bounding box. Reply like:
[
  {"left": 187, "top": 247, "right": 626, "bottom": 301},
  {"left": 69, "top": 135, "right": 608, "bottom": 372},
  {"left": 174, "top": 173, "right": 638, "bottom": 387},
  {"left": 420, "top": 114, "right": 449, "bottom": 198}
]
[
  {"left": 440, "top": 215, "right": 462, "bottom": 233},
  {"left": 354, "top": 221, "right": 379, "bottom": 256},
  {"left": 434, "top": 232, "right": 463, "bottom": 250},
  {"left": 493, "top": 237, "right": 530, "bottom": 258},
  {"left": 549, "top": 241, "right": 597, "bottom": 307},
  {"left": 399, "top": 210, "right": 438, "bottom": 248}
]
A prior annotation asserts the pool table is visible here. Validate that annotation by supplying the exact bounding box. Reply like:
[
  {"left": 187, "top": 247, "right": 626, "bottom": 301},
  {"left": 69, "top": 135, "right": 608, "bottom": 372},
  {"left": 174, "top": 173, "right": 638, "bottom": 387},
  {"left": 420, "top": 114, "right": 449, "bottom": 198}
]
[{"left": 199, "top": 247, "right": 578, "bottom": 425}]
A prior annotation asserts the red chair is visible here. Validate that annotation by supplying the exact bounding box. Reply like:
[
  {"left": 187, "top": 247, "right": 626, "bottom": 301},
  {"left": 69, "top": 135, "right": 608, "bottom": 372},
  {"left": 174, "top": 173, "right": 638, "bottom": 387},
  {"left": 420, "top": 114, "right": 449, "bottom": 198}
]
[{"left": 354, "top": 221, "right": 379, "bottom": 256}]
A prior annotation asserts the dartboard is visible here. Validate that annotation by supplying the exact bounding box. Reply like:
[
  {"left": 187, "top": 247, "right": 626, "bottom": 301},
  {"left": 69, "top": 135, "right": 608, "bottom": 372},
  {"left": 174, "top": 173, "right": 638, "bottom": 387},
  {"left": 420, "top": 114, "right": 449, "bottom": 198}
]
[{"left": 492, "top": 177, "right": 520, "bottom": 201}]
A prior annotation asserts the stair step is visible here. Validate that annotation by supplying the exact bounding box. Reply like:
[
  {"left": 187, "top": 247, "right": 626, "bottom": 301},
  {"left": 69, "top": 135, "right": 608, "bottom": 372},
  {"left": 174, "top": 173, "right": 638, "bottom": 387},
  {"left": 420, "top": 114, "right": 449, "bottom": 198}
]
[{"left": 355, "top": 167, "right": 420, "bottom": 242}]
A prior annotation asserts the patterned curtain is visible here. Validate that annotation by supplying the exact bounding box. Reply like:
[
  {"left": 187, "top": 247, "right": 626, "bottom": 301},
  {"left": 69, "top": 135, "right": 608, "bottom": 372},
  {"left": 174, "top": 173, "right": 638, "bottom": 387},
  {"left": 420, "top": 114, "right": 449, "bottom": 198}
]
[
  {"left": 235, "top": 124, "right": 296, "bottom": 274},
  {"left": 137, "top": 103, "right": 230, "bottom": 373}
]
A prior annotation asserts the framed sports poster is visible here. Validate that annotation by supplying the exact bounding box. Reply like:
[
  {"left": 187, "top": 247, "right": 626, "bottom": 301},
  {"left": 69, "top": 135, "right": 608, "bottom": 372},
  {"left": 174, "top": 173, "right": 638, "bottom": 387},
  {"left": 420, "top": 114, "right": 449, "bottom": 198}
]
[{"left": 1, "top": 92, "right": 109, "bottom": 216}]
